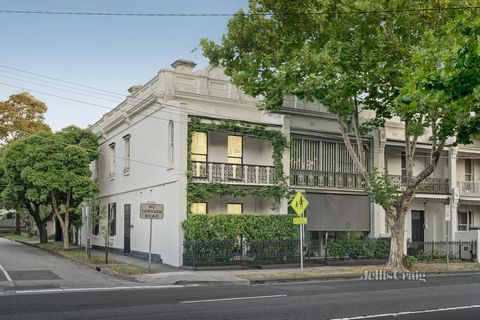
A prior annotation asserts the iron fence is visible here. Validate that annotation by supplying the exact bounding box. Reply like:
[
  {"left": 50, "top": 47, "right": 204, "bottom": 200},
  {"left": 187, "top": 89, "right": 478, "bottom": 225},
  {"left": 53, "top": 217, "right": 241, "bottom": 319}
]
[
  {"left": 407, "top": 241, "right": 476, "bottom": 261},
  {"left": 183, "top": 238, "right": 477, "bottom": 267}
]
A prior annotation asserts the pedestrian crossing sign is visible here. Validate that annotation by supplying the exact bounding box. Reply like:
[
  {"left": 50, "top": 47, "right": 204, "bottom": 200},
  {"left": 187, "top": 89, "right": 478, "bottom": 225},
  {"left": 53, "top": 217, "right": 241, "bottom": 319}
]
[{"left": 290, "top": 192, "right": 309, "bottom": 216}]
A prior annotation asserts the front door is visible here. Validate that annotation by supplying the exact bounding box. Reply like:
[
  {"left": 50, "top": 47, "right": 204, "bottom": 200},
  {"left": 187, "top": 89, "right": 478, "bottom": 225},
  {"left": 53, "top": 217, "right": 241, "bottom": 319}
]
[
  {"left": 411, "top": 210, "right": 425, "bottom": 242},
  {"left": 124, "top": 204, "right": 131, "bottom": 253}
]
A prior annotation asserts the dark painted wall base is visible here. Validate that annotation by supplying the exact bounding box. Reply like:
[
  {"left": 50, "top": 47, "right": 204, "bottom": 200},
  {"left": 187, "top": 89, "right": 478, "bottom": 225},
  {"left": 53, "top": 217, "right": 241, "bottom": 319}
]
[{"left": 92, "top": 245, "right": 163, "bottom": 263}]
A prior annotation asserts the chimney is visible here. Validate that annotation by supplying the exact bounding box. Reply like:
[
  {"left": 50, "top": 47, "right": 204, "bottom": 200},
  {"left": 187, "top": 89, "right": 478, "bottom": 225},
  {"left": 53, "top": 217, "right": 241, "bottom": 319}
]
[{"left": 171, "top": 59, "right": 197, "bottom": 73}]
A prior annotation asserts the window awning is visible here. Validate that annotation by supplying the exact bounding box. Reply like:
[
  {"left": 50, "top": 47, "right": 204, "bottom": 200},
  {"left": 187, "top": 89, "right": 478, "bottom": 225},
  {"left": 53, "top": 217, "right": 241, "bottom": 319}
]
[{"left": 305, "top": 193, "right": 370, "bottom": 231}]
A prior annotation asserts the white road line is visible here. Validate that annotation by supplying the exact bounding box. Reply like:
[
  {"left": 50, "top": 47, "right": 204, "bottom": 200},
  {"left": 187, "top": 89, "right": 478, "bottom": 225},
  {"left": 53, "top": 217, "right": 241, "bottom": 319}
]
[
  {"left": 329, "top": 304, "right": 480, "bottom": 320},
  {"left": 16, "top": 289, "right": 63, "bottom": 294},
  {"left": 0, "top": 264, "right": 12, "bottom": 283},
  {"left": 14, "top": 285, "right": 185, "bottom": 295},
  {"left": 181, "top": 294, "right": 287, "bottom": 304}
]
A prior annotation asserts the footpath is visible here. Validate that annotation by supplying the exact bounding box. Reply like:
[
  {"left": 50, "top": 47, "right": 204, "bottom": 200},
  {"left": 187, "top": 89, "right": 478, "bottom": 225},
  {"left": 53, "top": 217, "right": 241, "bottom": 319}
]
[{"left": 3, "top": 234, "right": 480, "bottom": 286}]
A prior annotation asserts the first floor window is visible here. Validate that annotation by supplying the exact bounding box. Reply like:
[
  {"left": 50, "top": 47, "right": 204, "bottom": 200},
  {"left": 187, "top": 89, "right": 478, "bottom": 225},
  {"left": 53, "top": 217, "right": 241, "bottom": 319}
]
[
  {"left": 227, "top": 203, "right": 243, "bottom": 215},
  {"left": 458, "top": 211, "right": 468, "bottom": 231},
  {"left": 191, "top": 202, "right": 207, "bottom": 215},
  {"left": 191, "top": 132, "right": 207, "bottom": 162},
  {"left": 92, "top": 205, "right": 100, "bottom": 236},
  {"left": 108, "top": 203, "right": 116, "bottom": 236}
]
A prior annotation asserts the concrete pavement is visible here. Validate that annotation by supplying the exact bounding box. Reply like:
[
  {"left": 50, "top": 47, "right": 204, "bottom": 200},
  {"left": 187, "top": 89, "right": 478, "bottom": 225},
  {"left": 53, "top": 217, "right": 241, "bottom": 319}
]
[{"left": 0, "top": 237, "right": 134, "bottom": 293}]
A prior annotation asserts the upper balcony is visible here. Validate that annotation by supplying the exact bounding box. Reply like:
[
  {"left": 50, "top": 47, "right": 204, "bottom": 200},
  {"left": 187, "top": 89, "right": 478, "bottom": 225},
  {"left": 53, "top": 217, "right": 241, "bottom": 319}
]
[
  {"left": 192, "top": 161, "right": 277, "bottom": 185},
  {"left": 190, "top": 129, "right": 278, "bottom": 186},
  {"left": 389, "top": 175, "right": 450, "bottom": 194},
  {"left": 457, "top": 181, "right": 480, "bottom": 197},
  {"left": 290, "top": 170, "right": 365, "bottom": 191}
]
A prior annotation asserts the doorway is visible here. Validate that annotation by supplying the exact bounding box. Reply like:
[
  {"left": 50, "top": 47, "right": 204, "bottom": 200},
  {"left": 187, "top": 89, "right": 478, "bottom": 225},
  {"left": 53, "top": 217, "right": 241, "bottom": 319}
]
[
  {"left": 411, "top": 210, "right": 425, "bottom": 242},
  {"left": 124, "top": 204, "right": 131, "bottom": 254}
]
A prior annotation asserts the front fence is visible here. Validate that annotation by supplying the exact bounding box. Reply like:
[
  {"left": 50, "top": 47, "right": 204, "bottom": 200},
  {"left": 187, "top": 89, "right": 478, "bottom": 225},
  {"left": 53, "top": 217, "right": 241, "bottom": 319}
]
[
  {"left": 183, "top": 239, "right": 477, "bottom": 268},
  {"left": 407, "top": 241, "right": 477, "bottom": 261}
]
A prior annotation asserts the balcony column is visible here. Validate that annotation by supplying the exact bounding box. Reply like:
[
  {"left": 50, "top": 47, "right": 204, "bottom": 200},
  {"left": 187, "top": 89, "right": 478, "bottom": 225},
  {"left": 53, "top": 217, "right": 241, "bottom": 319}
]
[
  {"left": 449, "top": 147, "right": 458, "bottom": 241},
  {"left": 279, "top": 115, "right": 291, "bottom": 214}
]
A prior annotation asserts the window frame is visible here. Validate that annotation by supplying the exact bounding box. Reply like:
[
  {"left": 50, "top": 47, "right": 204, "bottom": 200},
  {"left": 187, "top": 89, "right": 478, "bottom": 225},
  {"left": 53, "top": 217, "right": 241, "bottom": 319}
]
[
  {"left": 109, "top": 142, "right": 116, "bottom": 179},
  {"left": 227, "top": 135, "right": 243, "bottom": 164},
  {"left": 191, "top": 132, "right": 208, "bottom": 163},
  {"left": 191, "top": 202, "right": 208, "bottom": 215},
  {"left": 168, "top": 121, "right": 174, "bottom": 166},
  {"left": 227, "top": 203, "right": 243, "bottom": 215},
  {"left": 123, "top": 135, "right": 131, "bottom": 174},
  {"left": 458, "top": 211, "right": 468, "bottom": 231},
  {"left": 465, "top": 159, "right": 473, "bottom": 182},
  {"left": 108, "top": 203, "right": 117, "bottom": 236}
]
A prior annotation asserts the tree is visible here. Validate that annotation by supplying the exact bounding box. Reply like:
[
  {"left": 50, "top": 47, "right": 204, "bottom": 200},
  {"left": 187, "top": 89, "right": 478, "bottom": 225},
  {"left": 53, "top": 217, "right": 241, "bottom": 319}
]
[
  {"left": 0, "top": 92, "right": 51, "bottom": 145},
  {"left": 201, "top": 0, "right": 480, "bottom": 270},
  {"left": 2, "top": 136, "right": 54, "bottom": 242},
  {"left": 0, "top": 92, "right": 51, "bottom": 234},
  {"left": 2, "top": 127, "right": 98, "bottom": 248}
]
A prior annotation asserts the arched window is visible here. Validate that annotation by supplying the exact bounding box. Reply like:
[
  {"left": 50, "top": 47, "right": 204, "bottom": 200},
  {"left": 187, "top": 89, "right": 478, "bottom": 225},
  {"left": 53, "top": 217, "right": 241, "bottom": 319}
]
[{"left": 168, "top": 120, "right": 174, "bottom": 165}]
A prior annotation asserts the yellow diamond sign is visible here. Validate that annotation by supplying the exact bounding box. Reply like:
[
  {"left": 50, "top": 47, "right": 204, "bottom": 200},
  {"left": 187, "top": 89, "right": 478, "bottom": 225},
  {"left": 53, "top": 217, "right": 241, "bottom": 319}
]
[{"left": 290, "top": 192, "right": 309, "bottom": 216}]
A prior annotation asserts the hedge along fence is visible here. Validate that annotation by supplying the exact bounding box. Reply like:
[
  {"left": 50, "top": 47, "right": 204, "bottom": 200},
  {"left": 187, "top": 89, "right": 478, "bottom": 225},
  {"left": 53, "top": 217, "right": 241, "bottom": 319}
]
[
  {"left": 327, "top": 238, "right": 391, "bottom": 260},
  {"left": 182, "top": 214, "right": 298, "bottom": 241}
]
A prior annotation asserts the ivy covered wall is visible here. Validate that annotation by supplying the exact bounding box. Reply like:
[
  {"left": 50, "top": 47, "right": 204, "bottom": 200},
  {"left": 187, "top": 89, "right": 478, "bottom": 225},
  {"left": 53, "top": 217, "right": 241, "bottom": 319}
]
[{"left": 186, "top": 117, "right": 289, "bottom": 212}]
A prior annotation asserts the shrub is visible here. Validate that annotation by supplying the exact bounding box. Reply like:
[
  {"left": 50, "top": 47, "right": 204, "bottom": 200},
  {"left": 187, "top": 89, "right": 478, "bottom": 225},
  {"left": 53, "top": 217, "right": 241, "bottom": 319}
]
[
  {"left": 328, "top": 238, "right": 390, "bottom": 259},
  {"left": 182, "top": 214, "right": 298, "bottom": 241},
  {"left": 403, "top": 255, "right": 417, "bottom": 269}
]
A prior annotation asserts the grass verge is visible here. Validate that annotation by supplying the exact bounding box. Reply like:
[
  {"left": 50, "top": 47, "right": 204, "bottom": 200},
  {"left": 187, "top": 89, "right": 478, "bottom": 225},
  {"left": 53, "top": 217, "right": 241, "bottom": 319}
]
[
  {"left": 0, "top": 232, "right": 35, "bottom": 242},
  {"left": 109, "top": 265, "right": 153, "bottom": 275}
]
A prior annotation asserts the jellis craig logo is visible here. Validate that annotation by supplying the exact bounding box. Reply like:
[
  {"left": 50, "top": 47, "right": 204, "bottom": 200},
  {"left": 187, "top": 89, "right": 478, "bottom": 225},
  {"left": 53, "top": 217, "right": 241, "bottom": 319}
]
[{"left": 361, "top": 270, "right": 426, "bottom": 282}]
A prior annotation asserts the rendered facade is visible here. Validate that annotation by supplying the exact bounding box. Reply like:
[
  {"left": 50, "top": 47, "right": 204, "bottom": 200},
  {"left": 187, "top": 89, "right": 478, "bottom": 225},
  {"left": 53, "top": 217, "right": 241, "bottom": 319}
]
[{"left": 81, "top": 59, "right": 480, "bottom": 266}]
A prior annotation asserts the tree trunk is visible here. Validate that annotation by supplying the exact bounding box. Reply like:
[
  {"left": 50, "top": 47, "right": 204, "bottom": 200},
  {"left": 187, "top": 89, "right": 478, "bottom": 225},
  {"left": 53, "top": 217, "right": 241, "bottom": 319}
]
[
  {"left": 62, "top": 222, "right": 69, "bottom": 250},
  {"left": 38, "top": 223, "right": 48, "bottom": 243},
  {"left": 387, "top": 223, "right": 407, "bottom": 271},
  {"left": 14, "top": 212, "right": 21, "bottom": 235}
]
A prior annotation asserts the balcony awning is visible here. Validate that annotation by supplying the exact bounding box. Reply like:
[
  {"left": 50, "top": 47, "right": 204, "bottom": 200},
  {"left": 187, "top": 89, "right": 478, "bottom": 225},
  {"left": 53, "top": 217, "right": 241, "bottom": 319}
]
[{"left": 305, "top": 193, "right": 370, "bottom": 231}]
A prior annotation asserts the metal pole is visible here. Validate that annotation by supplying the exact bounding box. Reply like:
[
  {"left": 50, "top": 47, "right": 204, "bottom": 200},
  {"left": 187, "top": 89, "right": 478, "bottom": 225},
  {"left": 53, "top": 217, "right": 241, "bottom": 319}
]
[
  {"left": 446, "top": 221, "right": 449, "bottom": 268},
  {"left": 148, "top": 218, "right": 153, "bottom": 270},
  {"left": 300, "top": 211, "right": 304, "bottom": 272}
]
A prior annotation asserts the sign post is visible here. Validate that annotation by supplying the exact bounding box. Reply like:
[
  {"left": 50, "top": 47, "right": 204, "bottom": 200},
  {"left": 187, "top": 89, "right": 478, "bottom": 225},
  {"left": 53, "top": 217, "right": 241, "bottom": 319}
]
[
  {"left": 445, "top": 204, "right": 451, "bottom": 268},
  {"left": 290, "top": 192, "right": 309, "bottom": 272},
  {"left": 140, "top": 203, "right": 164, "bottom": 270}
]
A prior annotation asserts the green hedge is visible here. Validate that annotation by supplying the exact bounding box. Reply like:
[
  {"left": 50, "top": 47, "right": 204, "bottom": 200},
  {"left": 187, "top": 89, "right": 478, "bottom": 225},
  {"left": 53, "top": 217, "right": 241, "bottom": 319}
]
[
  {"left": 182, "top": 214, "right": 298, "bottom": 241},
  {"left": 328, "top": 238, "right": 390, "bottom": 259}
]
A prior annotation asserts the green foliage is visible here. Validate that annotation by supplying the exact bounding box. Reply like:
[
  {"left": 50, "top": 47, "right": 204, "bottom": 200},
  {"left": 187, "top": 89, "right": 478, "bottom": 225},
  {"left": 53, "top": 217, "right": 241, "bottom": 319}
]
[
  {"left": 403, "top": 255, "right": 417, "bottom": 269},
  {"left": 187, "top": 117, "right": 289, "bottom": 210},
  {"left": 2, "top": 127, "right": 99, "bottom": 231},
  {"left": 328, "top": 238, "right": 390, "bottom": 260},
  {"left": 367, "top": 169, "right": 401, "bottom": 207},
  {"left": 182, "top": 214, "right": 298, "bottom": 241}
]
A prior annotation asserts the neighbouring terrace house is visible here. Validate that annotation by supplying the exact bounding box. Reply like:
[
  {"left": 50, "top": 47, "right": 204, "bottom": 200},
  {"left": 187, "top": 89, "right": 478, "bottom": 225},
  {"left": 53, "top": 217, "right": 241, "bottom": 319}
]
[{"left": 82, "top": 59, "right": 478, "bottom": 267}]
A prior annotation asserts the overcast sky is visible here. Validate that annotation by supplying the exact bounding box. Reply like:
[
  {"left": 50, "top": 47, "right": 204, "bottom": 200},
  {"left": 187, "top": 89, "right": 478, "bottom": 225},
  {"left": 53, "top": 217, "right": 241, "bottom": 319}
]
[{"left": 0, "top": 0, "right": 246, "bottom": 131}]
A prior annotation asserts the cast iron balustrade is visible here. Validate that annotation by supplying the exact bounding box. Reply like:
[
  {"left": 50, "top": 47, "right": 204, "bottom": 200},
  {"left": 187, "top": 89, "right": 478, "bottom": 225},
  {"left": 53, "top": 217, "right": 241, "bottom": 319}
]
[
  {"left": 192, "top": 161, "right": 277, "bottom": 185},
  {"left": 389, "top": 175, "right": 450, "bottom": 194},
  {"left": 457, "top": 181, "right": 480, "bottom": 197},
  {"left": 290, "top": 170, "right": 365, "bottom": 190}
]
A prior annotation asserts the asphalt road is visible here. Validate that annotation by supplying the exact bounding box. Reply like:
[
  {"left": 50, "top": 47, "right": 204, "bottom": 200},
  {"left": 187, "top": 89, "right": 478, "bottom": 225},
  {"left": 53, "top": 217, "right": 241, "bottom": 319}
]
[{"left": 1, "top": 272, "right": 480, "bottom": 319}]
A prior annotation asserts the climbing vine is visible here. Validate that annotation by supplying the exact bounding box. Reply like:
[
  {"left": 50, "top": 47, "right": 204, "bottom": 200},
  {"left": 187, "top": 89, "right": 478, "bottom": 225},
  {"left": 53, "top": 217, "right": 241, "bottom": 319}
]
[{"left": 187, "top": 117, "right": 289, "bottom": 212}]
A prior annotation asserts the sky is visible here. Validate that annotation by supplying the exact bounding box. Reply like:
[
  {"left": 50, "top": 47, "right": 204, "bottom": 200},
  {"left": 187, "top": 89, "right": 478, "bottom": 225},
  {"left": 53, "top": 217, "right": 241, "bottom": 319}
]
[{"left": 0, "top": 0, "right": 247, "bottom": 131}]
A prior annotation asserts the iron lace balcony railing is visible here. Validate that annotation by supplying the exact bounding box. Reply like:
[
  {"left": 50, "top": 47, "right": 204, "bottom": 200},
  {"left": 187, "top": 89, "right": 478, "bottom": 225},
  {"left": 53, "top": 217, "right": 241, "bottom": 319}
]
[
  {"left": 389, "top": 175, "right": 450, "bottom": 194},
  {"left": 192, "top": 161, "right": 277, "bottom": 185},
  {"left": 457, "top": 181, "right": 480, "bottom": 197},
  {"left": 290, "top": 169, "right": 365, "bottom": 190}
]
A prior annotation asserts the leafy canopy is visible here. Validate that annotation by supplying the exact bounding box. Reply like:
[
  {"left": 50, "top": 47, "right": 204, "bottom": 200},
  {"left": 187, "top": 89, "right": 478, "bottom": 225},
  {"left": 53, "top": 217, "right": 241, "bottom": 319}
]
[{"left": 0, "top": 92, "right": 51, "bottom": 144}]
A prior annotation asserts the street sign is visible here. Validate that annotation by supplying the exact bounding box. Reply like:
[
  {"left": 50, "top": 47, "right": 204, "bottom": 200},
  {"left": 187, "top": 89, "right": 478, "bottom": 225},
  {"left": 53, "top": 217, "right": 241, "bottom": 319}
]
[
  {"left": 140, "top": 203, "right": 164, "bottom": 219},
  {"left": 445, "top": 204, "right": 451, "bottom": 222},
  {"left": 290, "top": 192, "right": 309, "bottom": 216},
  {"left": 293, "top": 217, "right": 308, "bottom": 225}
]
